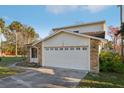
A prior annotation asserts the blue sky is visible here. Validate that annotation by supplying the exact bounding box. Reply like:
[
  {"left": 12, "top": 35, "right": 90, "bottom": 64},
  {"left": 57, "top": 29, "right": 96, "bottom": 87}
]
[{"left": 0, "top": 5, "right": 123, "bottom": 39}]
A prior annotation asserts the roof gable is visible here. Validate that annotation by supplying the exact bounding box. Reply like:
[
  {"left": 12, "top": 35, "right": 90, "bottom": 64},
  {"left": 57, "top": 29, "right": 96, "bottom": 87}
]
[{"left": 32, "top": 30, "right": 107, "bottom": 46}]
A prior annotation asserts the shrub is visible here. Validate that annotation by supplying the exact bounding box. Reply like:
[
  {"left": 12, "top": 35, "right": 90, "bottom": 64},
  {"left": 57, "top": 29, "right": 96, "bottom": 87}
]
[
  {"left": 16, "top": 62, "right": 41, "bottom": 68},
  {"left": 113, "top": 62, "right": 124, "bottom": 73},
  {"left": 100, "top": 51, "right": 124, "bottom": 73}
]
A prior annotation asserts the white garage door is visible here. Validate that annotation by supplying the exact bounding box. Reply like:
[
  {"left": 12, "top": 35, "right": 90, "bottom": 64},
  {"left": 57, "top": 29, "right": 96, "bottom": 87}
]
[{"left": 43, "top": 46, "right": 90, "bottom": 71}]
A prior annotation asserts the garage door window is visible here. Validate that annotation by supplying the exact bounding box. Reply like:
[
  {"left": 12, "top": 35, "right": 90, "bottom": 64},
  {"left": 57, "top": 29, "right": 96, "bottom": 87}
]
[
  {"left": 65, "top": 48, "right": 68, "bottom": 50},
  {"left": 55, "top": 48, "right": 58, "bottom": 50},
  {"left": 82, "top": 47, "right": 87, "bottom": 50},
  {"left": 60, "top": 48, "right": 63, "bottom": 50},
  {"left": 70, "top": 48, "right": 74, "bottom": 50},
  {"left": 45, "top": 47, "right": 87, "bottom": 51},
  {"left": 76, "top": 47, "right": 80, "bottom": 50}
]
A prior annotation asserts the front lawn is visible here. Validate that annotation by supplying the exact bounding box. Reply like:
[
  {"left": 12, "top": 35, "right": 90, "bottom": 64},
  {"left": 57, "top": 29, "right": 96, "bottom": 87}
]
[
  {"left": 0, "top": 57, "right": 25, "bottom": 78},
  {"left": 0, "top": 57, "right": 24, "bottom": 67},
  {"left": 78, "top": 72, "right": 124, "bottom": 88},
  {"left": 0, "top": 67, "right": 24, "bottom": 78}
]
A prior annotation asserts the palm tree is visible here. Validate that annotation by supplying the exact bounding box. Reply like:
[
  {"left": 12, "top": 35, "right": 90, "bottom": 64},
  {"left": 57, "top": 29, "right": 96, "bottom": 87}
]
[
  {"left": 23, "top": 26, "right": 38, "bottom": 44},
  {"left": 9, "top": 21, "right": 23, "bottom": 32},
  {"left": 9, "top": 21, "right": 23, "bottom": 56},
  {"left": 0, "top": 18, "right": 5, "bottom": 57},
  {"left": 27, "top": 27, "right": 36, "bottom": 43}
]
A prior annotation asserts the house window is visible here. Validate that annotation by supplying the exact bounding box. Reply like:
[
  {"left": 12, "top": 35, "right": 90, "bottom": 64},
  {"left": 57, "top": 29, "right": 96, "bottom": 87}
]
[
  {"left": 73, "top": 30, "right": 79, "bottom": 33},
  {"left": 76, "top": 47, "right": 80, "bottom": 50},
  {"left": 70, "top": 48, "right": 74, "bottom": 50},
  {"left": 31, "top": 48, "right": 37, "bottom": 58},
  {"left": 65, "top": 48, "right": 68, "bottom": 50}
]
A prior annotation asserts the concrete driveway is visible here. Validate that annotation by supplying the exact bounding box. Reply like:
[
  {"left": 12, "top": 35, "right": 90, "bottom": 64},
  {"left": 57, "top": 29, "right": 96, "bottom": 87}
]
[{"left": 0, "top": 67, "right": 87, "bottom": 88}]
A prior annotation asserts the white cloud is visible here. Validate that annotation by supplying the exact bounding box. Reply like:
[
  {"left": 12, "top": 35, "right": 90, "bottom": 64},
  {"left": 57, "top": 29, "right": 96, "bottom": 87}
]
[
  {"left": 45, "top": 5, "right": 110, "bottom": 14},
  {"left": 83, "top": 5, "right": 110, "bottom": 13},
  {"left": 45, "top": 5, "right": 79, "bottom": 14}
]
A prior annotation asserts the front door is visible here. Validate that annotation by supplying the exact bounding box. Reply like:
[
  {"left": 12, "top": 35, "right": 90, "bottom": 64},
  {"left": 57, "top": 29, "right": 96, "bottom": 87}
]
[{"left": 30, "top": 48, "right": 38, "bottom": 63}]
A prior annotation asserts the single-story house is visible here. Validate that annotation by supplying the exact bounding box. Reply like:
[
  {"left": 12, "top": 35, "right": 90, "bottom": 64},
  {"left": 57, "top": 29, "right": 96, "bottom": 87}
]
[{"left": 26, "top": 21, "right": 107, "bottom": 73}]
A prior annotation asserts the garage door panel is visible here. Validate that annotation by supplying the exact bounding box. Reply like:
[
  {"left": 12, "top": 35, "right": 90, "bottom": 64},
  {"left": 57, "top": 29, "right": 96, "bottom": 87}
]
[{"left": 43, "top": 47, "right": 89, "bottom": 70}]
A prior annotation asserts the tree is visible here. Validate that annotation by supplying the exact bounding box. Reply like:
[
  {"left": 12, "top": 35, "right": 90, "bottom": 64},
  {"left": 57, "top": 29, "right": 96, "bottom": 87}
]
[
  {"left": 9, "top": 21, "right": 23, "bottom": 32},
  {"left": 22, "top": 25, "right": 39, "bottom": 44},
  {"left": 108, "top": 26, "right": 120, "bottom": 52},
  {"left": 120, "top": 23, "right": 124, "bottom": 57},
  {"left": 1, "top": 20, "right": 39, "bottom": 56},
  {"left": 120, "top": 23, "right": 124, "bottom": 42},
  {"left": 0, "top": 19, "right": 5, "bottom": 29},
  {"left": 9, "top": 21, "right": 23, "bottom": 56},
  {"left": 27, "top": 26, "right": 39, "bottom": 44},
  {"left": 0, "top": 18, "right": 5, "bottom": 57}
]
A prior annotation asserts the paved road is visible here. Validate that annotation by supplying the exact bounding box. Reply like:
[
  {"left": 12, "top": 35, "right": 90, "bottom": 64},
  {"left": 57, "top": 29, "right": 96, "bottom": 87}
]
[{"left": 0, "top": 67, "right": 87, "bottom": 88}]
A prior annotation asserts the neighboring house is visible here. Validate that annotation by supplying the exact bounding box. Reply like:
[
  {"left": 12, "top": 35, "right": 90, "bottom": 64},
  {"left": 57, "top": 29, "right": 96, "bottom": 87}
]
[{"left": 26, "top": 21, "right": 107, "bottom": 73}]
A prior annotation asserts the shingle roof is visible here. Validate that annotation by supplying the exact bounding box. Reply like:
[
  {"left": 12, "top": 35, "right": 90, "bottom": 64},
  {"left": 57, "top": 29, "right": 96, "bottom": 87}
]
[
  {"left": 25, "top": 40, "right": 41, "bottom": 46},
  {"left": 81, "top": 31, "right": 105, "bottom": 38}
]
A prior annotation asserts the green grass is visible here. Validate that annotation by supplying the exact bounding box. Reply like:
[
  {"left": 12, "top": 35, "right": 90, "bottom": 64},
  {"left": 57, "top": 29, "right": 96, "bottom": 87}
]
[
  {"left": 0, "top": 57, "right": 25, "bottom": 79},
  {"left": 0, "top": 57, "right": 24, "bottom": 67},
  {"left": 1, "top": 57, "right": 24, "bottom": 62},
  {"left": 78, "top": 72, "right": 124, "bottom": 88},
  {"left": 0, "top": 67, "right": 24, "bottom": 78}
]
